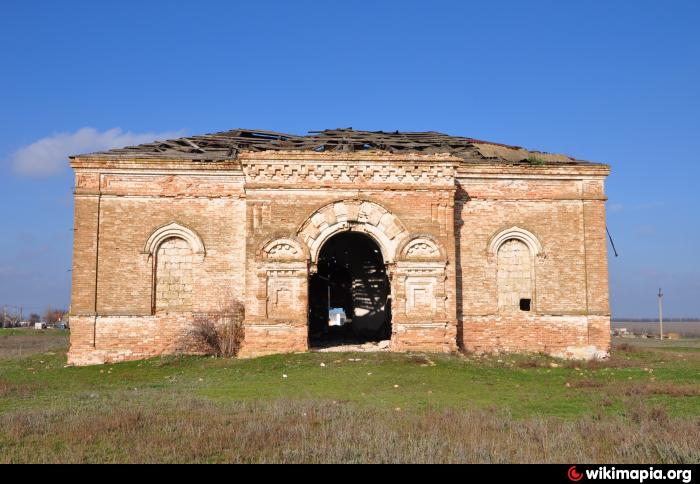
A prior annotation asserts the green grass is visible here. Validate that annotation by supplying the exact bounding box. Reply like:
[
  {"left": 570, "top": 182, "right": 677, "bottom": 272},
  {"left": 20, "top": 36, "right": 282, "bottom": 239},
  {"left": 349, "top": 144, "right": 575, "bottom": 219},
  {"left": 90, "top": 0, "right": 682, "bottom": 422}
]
[
  {"left": 2, "top": 338, "right": 697, "bottom": 418},
  {"left": 0, "top": 328, "right": 68, "bottom": 337},
  {"left": 0, "top": 336, "right": 698, "bottom": 463},
  {"left": 0, "top": 328, "right": 69, "bottom": 359}
]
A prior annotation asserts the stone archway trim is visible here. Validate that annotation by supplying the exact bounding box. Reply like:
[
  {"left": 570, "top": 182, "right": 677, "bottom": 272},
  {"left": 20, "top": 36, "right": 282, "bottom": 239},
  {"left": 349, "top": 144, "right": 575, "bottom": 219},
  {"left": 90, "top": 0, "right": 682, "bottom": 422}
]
[
  {"left": 487, "top": 226, "right": 543, "bottom": 258},
  {"left": 143, "top": 222, "right": 206, "bottom": 260},
  {"left": 298, "top": 200, "right": 409, "bottom": 263}
]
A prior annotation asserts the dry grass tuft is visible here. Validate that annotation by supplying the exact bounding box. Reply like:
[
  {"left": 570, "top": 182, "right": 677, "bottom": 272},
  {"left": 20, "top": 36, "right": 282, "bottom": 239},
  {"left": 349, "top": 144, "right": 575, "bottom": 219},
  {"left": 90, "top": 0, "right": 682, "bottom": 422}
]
[
  {"left": 626, "top": 400, "right": 671, "bottom": 425},
  {"left": 187, "top": 300, "right": 245, "bottom": 358},
  {"left": 1, "top": 398, "right": 697, "bottom": 464},
  {"left": 618, "top": 382, "right": 700, "bottom": 398},
  {"left": 406, "top": 353, "right": 435, "bottom": 366},
  {"left": 514, "top": 357, "right": 553, "bottom": 368},
  {"left": 561, "top": 355, "right": 641, "bottom": 370},
  {"left": 615, "top": 343, "right": 640, "bottom": 353},
  {"left": 0, "top": 378, "right": 10, "bottom": 397},
  {"left": 0, "top": 378, "right": 39, "bottom": 398}
]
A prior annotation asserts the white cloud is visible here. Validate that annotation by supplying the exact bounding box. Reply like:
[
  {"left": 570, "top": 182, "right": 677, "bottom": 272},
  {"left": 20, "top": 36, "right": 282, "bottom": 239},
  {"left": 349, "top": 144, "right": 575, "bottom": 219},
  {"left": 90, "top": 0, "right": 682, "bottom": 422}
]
[
  {"left": 9, "top": 127, "right": 185, "bottom": 177},
  {"left": 608, "top": 201, "right": 666, "bottom": 214},
  {"left": 636, "top": 225, "right": 658, "bottom": 237},
  {"left": 608, "top": 203, "right": 624, "bottom": 213}
]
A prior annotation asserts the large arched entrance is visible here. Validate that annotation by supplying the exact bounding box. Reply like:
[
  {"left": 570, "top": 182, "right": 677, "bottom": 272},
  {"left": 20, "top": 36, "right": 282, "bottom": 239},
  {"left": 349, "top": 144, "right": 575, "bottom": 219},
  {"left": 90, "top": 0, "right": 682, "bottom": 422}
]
[{"left": 308, "top": 232, "right": 391, "bottom": 348}]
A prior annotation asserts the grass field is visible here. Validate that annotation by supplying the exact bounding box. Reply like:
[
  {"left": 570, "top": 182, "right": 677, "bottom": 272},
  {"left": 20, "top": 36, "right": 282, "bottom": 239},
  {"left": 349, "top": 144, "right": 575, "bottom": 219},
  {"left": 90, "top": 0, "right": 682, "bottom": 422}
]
[
  {"left": 0, "top": 328, "right": 69, "bottom": 359},
  {"left": 0, "top": 328, "right": 698, "bottom": 463}
]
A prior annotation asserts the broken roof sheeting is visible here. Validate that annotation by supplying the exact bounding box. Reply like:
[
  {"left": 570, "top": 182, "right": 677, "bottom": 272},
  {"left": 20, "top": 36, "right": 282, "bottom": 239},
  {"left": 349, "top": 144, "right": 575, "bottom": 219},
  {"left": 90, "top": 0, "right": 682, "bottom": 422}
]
[{"left": 72, "top": 128, "right": 591, "bottom": 164}]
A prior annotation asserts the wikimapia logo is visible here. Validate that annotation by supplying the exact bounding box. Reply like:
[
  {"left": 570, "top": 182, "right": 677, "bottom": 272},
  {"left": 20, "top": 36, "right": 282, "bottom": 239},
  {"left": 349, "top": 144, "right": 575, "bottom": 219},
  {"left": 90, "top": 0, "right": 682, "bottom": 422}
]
[
  {"left": 569, "top": 466, "right": 584, "bottom": 482},
  {"left": 567, "top": 466, "right": 693, "bottom": 483}
]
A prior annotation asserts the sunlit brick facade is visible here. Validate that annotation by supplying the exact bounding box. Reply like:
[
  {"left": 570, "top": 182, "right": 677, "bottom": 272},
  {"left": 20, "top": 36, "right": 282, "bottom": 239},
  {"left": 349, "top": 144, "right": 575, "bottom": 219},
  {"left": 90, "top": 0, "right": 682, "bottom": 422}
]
[{"left": 67, "top": 129, "right": 611, "bottom": 365}]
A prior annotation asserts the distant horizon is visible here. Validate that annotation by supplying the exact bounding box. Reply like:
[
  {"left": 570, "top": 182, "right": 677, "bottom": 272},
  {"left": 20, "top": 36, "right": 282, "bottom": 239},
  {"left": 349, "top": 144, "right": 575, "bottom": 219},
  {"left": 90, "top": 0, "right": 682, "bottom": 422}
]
[{"left": 611, "top": 317, "right": 700, "bottom": 322}]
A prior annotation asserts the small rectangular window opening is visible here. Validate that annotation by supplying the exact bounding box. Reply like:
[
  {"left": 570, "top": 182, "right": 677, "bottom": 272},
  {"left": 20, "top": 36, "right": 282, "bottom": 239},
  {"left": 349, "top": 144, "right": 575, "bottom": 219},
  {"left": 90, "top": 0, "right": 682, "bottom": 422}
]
[{"left": 520, "top": 298, "right": 531, "bottom": 312}]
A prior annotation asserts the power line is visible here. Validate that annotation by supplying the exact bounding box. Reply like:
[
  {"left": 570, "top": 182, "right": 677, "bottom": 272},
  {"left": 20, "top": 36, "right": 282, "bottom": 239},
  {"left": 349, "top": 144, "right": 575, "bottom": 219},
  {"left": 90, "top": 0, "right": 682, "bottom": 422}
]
[{"left": 606, "top": 226, "right": 619, "bottom": 257}]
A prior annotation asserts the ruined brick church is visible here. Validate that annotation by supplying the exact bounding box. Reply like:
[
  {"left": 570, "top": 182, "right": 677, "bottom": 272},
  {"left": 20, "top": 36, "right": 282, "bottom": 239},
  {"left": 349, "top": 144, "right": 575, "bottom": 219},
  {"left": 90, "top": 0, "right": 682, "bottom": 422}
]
[{"left": 67, "top": 128, "right": 611, "bottom": 366}]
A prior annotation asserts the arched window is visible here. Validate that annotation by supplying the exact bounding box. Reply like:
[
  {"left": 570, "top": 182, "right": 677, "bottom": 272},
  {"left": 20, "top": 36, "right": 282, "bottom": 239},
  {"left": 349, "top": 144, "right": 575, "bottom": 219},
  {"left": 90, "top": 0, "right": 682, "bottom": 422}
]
[
  {"left": 144, "top": 222, "right": 205, "bottom": 314},
  {"left": 489, "top": 227, "right": 541, "bottom": 313},
  {"left": 154, "top": 237, "right": 194, "bottom": 312},
  {"left": 497, "top": 239, "right": 534, "bottom": 312}
]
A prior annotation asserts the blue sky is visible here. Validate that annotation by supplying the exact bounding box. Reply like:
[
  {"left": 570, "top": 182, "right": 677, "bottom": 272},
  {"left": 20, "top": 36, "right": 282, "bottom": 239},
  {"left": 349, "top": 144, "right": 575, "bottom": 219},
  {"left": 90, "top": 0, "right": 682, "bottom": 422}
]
[{"left": 0, "top": 0, "right": 698, "bottom": 318}]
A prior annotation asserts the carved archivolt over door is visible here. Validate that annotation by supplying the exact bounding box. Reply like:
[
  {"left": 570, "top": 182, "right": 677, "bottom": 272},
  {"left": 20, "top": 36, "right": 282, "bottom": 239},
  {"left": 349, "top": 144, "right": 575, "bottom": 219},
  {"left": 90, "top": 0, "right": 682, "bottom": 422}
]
[{"left": 297, "top": 199, "right": 408, "bottom": 265}]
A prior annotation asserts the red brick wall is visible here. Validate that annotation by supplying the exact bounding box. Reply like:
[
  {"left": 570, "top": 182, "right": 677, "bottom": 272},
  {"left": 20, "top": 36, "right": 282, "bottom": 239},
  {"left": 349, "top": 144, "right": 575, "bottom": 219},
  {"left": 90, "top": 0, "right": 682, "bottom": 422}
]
[
  {"left": 95, "top": 196, "right": 246, "bottom": 314},
  {"left": 68, "top": 154, "right": 610, "bottom": 365},
  {"left": 456, "top": 170, "right": 610, "bottom": 357}
]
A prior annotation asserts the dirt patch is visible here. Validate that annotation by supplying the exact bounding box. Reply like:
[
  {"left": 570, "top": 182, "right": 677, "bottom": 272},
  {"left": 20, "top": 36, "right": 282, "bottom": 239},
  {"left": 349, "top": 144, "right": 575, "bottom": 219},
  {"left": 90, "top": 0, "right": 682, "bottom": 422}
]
[{"left": 313, "top": 340, "right": 391, "bottom": 353}]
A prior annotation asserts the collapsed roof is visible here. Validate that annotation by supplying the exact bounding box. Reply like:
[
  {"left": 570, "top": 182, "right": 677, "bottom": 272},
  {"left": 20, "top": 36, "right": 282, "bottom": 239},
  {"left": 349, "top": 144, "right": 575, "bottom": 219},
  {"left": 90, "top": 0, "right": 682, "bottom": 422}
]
[{"left": 72, "top": 128, "right": 595, "bottom": 165}]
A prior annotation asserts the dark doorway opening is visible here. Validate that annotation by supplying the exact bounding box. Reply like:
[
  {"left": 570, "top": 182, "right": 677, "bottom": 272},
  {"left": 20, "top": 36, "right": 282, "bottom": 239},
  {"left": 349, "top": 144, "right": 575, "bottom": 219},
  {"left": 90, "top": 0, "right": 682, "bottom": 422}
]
[{"left": 308, "top": 232, "right": 391, "bottom": 348}]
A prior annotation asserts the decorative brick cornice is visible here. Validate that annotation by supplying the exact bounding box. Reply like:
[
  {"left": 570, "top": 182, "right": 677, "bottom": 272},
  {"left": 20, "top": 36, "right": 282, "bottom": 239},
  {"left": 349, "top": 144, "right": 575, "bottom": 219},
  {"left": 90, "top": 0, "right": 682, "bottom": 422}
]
[{"left": 242, "top": 160, "right": 457, "bottom": 187}]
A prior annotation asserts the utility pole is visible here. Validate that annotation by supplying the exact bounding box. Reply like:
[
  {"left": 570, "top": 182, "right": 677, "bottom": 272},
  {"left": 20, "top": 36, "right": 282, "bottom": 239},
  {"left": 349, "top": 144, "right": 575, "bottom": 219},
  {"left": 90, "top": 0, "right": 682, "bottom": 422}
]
[
  {"left": 1, "top": 305, "right": 6, "bottom": 329},
  {"left": 658, "top": 288, "right": 664, "bottom": 340}
]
